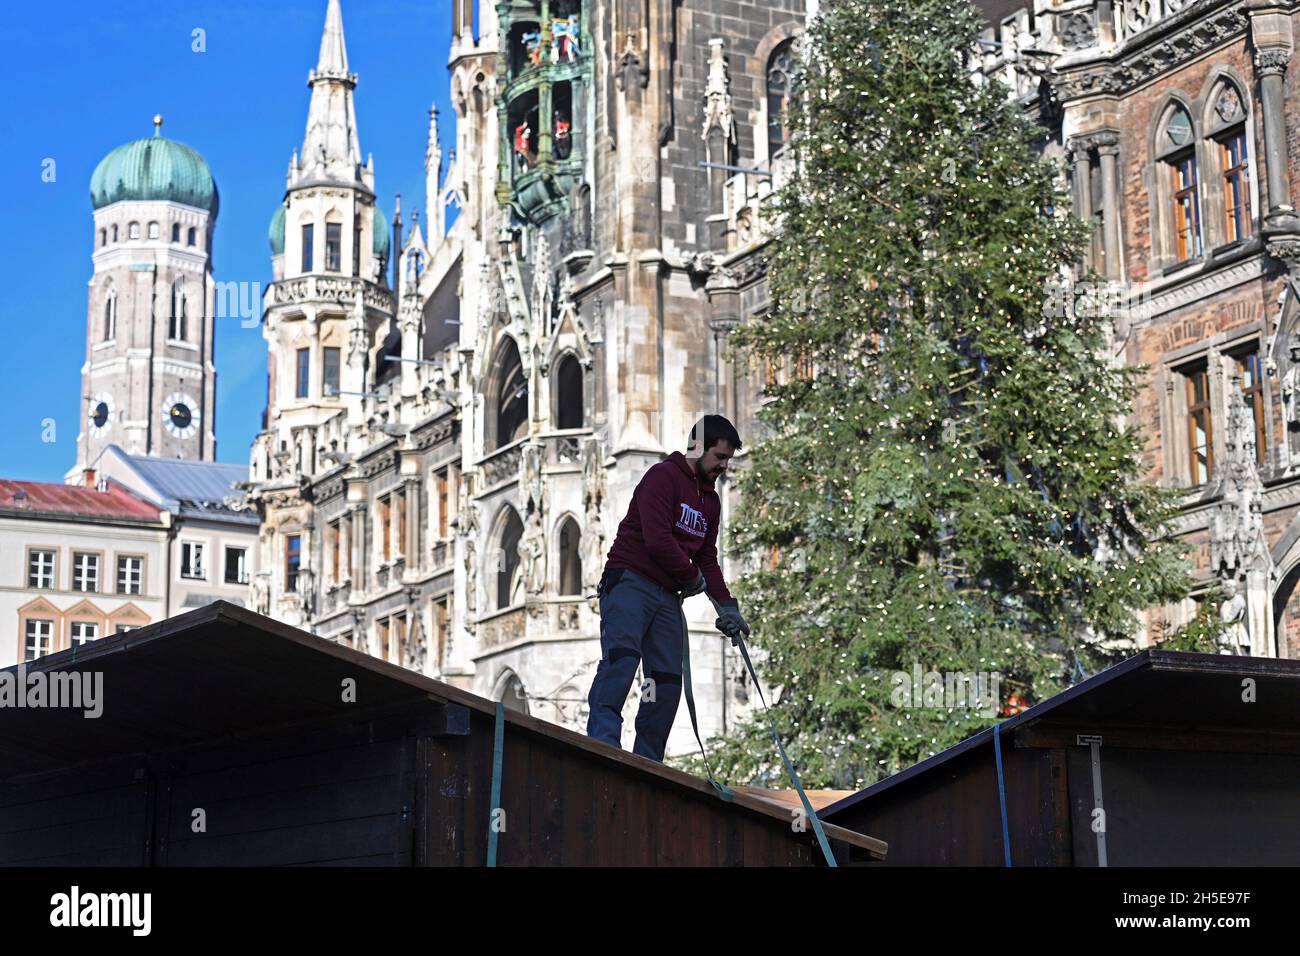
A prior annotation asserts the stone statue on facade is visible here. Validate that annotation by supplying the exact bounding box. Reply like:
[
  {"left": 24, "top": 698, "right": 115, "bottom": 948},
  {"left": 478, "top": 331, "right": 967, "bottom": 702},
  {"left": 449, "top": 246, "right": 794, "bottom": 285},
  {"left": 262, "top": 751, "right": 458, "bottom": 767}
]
[
  {"left": 582, "top": 437, "right": 607, "bottom": 509},
  {"left": 405, "top": 610, "right": 427, "bottom": 673},
  {"left": 1281, "top": 338, "right": 1300, "bottom": 430},
  {"left": 521, "top": 508, "right": 547, "bottom": 597},
  {"left": 1210, "top": 378, "right": 1276, "bottom": 657},
  {"left": 580, "top": 507, "right": 606, "bottom": 602},
  {"left": 250, "top": 573, "right": 270, "bottom": 616},
  {"left": 522, "top": 441, "right": 545, "bottom": 514},
  {"left": 297, "top": 567, "right": 316, "bottom": 619},
  {"left": 461, "top": 500, "right": 480, "bottom": 619},
  {"left": 1219, "top": 577, "right": 1250, "bottom": 654}
]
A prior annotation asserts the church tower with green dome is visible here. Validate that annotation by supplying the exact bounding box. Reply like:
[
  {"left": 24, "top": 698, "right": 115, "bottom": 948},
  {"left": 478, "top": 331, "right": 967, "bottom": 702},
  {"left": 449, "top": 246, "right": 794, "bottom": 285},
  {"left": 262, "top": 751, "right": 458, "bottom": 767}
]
[{"left": 75, "top": 115, "right": 220, "bottom": 475}]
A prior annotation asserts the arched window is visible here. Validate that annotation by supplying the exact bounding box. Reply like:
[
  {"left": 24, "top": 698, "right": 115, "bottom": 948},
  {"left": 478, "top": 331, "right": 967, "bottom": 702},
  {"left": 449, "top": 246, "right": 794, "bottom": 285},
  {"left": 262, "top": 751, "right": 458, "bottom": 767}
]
[
  {"left": 324, "top": 213, "right": 342, "bottom": 272},
  {"left": 1207, "top": 81, "right": 1252, "bottom": 245},
  {"left": 554, "top": 353, "right": 583, "bottom": 429},
  {"left": 494, "top": 338, "right": 528, "bottom": 449},
  {"left": 147, "top": 222, "right": 159, "bottom": 239},
  {"left": 111, "top": 224, "right": 118, "bottom": 242},
  {"left": 172, "top": 223, "right": 181, "bottom": 242},
  {"left": 187, "top": 226, "right": 197, "bottom": 247},
  {"left": 496, "top": 508, "right": 524, "bottom": 609},
  {"left": 301, "top": 223, "right": 314, "bottom": 272},
  {"left": 1157, "top": 104, "right": 1201, "bottom": 262},
  {"left": 169, "top": 279, "right": 187, "bottom": 340},
  {"left": 766, "top": 40, "right": 796, "bottom": 161},
  {"left": 499, "top": 671, "right": 529, "bottom": 715},
  {"left": 557, "top": 516, "right": 581, "bottom": 595},
  {"left": 103, "top": 289, "right": 117, "bottom": 341},
  {"left": 128, "top": 222, "right": 140, "bottom": 240},
  {"left": 98, "top": 228, "right": 106, "bottom": 247}
]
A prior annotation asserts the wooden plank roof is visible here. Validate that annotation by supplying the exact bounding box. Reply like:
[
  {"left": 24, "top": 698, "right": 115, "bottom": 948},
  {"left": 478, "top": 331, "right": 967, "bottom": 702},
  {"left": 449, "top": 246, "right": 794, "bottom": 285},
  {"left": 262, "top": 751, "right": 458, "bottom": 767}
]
[
  {"left": 819, "top": 648, "right": 1300, "bottom": 823},
  {"left": 0, "top": 600, "right": 886, "bottom": 864}
]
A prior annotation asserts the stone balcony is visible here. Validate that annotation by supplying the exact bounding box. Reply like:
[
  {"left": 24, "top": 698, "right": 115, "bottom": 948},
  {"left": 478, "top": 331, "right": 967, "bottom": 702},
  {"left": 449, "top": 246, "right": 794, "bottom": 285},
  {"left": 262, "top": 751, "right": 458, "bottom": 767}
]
[
  {"left": 268, "top": 274, "right": 394, "bottom": 314},
  {"left": 478, "top": 606, "right": 527, "bottom": 650},
  {"left": 543, "top": 430, "right": 586, "bottom": 466},
  {"left": 723, "top": 146, "right": 793, "bottom": 252}
]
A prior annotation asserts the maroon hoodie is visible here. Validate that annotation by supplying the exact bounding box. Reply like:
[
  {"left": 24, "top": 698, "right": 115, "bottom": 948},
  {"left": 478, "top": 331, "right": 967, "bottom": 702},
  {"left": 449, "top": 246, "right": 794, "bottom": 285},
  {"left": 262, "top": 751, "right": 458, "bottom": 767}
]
[{"left": 603, "top": 450, "right": 737, "bottom": 606}]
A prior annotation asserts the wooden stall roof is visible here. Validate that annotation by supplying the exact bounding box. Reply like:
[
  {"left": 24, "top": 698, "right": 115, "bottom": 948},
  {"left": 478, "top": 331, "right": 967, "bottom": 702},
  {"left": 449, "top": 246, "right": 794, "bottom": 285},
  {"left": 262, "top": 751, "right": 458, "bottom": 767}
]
[
  {"left": 0, "top": 601, "right": 885, "bottom": 863},
  {"left": 819, "top": 649, "right": 1300, "bottom": 824}
]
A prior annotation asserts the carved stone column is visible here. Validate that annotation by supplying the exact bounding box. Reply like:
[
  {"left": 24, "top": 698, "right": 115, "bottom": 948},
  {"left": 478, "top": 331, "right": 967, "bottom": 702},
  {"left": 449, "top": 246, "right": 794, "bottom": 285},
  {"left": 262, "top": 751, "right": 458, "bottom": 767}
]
[
  {"left": 351, "top": 503, "right": 367, "bottom": 593},
  {"left": 1253, "top": 46, "right": 1300, "bottom": 237},
  {"left": 340, "top": 505, "right": 352, "bottom": 583},
  {"left": 1094, "top": 132, "right": 1123, "bottom": 281},
  {"left": 404, "top": 476, "right": 421, "bottom": 573},
  {"left": 1067, "top": 137, "right": 1096, "bottom": 270}
]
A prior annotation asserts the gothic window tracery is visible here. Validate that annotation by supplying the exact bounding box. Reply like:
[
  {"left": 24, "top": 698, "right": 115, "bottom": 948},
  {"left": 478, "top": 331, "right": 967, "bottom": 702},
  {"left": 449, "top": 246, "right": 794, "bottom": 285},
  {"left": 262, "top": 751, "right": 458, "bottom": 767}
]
[
  {"left": 1231, "top": 344, "right": 1266, "bottom": 466},
  {"left": 494, "top": 337, "right": 528, "bottom": 449},
  {"left": 557, "top": 515, "right": 581, "bottom": 595},
  {"left": 496, "top": 507, "right": 524, "bottom": 609},
  {"left": 1156, "top": 103, "right": 1202, "bottom": 262},
  {"left": 554, "top": 352, "right": 583, "bottom": 429},
  {"left": 499, "top": 670, "right": 529, "bottom": 714},
  {"left": 1206, "top": 80, "right": 1252, "bottom": 245},
  {"left": 767, "top": 40, "right": 796, "bottom": 162}
]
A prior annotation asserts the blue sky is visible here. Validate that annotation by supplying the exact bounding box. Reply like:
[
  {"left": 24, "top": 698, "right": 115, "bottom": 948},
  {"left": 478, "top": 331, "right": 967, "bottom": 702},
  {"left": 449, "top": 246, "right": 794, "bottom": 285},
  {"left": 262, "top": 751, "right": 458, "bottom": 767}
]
[{"left": 0, "top": 0, "right": 455, "bottom": 482}]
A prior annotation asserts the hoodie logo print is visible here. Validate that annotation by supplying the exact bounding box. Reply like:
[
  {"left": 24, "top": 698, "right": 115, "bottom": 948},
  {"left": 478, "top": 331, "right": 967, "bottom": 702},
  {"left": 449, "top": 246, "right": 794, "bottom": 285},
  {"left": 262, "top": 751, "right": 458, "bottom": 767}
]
[{"left": 676, "top": 503, "right": 708, "bottom": 537}]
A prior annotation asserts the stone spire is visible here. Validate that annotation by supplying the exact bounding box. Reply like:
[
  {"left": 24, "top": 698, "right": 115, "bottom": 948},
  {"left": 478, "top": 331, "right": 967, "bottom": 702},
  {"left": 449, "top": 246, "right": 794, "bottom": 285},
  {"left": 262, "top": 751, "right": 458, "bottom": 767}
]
[
  {"left": 425, "top": 103, "right": 444, "bottom": 239},
  {"left": 298, "top": 0, "right": 363, "bottom": 186}
]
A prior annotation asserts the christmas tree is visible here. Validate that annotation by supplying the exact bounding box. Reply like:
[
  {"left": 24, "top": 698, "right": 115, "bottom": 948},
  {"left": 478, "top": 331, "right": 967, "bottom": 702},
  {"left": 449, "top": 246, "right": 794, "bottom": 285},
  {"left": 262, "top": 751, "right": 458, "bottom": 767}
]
[{"left": 686, "top": 0, "right": 1209, "bottom": 790}]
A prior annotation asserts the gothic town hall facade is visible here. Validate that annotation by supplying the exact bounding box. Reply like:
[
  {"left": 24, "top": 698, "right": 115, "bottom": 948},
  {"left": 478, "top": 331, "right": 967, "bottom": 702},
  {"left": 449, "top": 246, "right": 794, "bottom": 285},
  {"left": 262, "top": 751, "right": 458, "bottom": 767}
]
[{"left": 242, "top": 0, "right": 1300, "bottom": 759}]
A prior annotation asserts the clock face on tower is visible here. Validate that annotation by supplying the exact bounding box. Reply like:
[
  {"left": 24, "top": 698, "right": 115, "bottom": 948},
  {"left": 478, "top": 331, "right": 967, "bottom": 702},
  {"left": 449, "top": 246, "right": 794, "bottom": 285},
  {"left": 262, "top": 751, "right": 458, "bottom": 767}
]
[
  {"left": 88, "top": 392, "right": 114, "bottom": 437},
  {"left": 162, "top": 392, "right": 200, "bottom": 439}
]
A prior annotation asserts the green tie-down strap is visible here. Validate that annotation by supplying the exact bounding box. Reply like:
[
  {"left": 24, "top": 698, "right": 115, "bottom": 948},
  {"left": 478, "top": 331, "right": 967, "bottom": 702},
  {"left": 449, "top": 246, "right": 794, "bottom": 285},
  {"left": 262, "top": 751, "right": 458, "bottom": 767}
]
[
  {"left": 677, "top": 594, "right": 838, "bottom": 867},
  {"left": 487, "top": 700, "right": 505, "bottom": 867}
]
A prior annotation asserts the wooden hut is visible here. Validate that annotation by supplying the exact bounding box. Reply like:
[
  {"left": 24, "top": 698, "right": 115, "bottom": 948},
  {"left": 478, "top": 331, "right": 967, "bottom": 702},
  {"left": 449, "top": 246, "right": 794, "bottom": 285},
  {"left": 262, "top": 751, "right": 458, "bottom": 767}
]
[
  {"left": 818, "top": 649, "right": 1300, "bottom": 865},
  {"left": 0, "top": 601, "right": 885, "bottom": 866}
]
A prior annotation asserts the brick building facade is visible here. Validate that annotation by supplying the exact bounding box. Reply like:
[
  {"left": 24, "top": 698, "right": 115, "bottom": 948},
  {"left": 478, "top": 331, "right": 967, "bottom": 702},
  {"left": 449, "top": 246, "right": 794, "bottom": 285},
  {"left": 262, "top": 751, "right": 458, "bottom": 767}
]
[{"left": 978, "top": 0, "right": 1300, "bottom": 656}]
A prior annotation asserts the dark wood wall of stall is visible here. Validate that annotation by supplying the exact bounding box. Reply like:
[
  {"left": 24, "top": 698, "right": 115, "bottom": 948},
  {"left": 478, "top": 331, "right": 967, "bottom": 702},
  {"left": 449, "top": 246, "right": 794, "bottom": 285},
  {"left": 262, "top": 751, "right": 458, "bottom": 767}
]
[
  {"left": 0, "top": 700, "right": 827, "bottom": 867},
  {"left": 823, "top": 722, "right": 1300, "bottom": 866},
  {"left": 827, "top": 742, "right": 1068, "bottom": 866},
  {"left": 420, "top": 701, "right": 819, "bottom": 866}
]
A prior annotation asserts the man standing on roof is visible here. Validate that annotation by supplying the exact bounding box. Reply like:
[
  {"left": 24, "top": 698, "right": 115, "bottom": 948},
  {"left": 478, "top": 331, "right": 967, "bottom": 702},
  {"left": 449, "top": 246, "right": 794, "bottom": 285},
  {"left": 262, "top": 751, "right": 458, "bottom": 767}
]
[{"left": 586, "top": 415, "right": 751, "bottom": 762}]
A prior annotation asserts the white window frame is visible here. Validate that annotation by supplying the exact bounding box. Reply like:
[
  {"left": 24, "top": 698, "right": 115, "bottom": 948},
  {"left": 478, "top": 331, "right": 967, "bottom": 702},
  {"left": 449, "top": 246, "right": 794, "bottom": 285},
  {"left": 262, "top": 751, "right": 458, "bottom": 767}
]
[
  {"left": 24, "top": 619, "right": 54, "bottom": 660},
  {"left": 117, "top": 554, "right": 144, "bottom": 595},
  {"left": 72, "top": 552, "right": 100, "bottom": 592},
  {"left": 28, "top": 549, "right": 55, "bottom": 589},
  {"left": 180, "top": 540, "right": 207, "bottom": 580},
  {"left": 225, "top": 546, "right": 249, "bottom": 585},
  {"left": 69, "top": 621, "right": 99, "bottom": 646}
]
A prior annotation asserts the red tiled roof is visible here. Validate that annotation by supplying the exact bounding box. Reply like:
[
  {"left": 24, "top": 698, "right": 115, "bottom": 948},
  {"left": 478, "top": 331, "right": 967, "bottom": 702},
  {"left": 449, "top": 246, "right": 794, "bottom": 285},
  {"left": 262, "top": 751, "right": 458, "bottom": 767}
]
[{"left": 0, "top": 479, "right": 162, "bottom": 522}]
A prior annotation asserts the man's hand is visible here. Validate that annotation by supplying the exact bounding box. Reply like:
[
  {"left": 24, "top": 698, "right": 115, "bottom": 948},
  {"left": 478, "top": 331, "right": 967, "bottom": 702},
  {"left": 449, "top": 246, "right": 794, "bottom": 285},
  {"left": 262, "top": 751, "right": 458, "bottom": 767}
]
[
  {"left": 715, "top": 604, "right": 750, "bottom": 643},
  {"left": 679, "top": 571, "right": 707, "bottom": 597}
]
